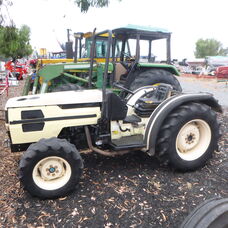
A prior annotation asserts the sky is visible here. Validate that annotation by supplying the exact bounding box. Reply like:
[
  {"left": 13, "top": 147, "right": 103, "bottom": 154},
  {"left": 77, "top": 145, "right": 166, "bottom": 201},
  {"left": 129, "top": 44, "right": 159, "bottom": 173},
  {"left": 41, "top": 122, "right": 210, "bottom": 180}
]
[{"left": 7, "top": 0, "right": 228, "bottom": 60}]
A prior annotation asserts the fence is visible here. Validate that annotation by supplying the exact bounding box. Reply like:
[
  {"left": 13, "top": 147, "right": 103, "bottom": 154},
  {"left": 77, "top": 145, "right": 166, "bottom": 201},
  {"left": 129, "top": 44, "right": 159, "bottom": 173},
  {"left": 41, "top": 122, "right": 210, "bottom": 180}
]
[{"left": 0, "top": 71, "right": 9, "bottom": 96}]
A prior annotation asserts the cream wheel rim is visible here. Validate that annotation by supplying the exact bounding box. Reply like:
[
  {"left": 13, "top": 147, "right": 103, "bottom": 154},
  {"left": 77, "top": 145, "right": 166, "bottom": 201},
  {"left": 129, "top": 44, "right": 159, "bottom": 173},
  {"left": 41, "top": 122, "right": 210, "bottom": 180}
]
[
  {"left": 176, "top": 119, "right": 211, "bottom": 161},
  {"left": 32, "top": 156, "right": 72, "bottom": 190}
]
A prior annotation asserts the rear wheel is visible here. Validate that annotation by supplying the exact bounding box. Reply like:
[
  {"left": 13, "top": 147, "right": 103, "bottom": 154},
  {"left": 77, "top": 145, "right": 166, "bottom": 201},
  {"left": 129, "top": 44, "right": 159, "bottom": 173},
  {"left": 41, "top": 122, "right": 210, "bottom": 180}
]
[
  {"left": 19, "top": 137, "right": 83, "bottom": 199},
  {"left": 157, "top": 102, "right": 219, "bottom": 171},
  {"left": 129, "top": 69, "right": 182, "bottom": 92}
]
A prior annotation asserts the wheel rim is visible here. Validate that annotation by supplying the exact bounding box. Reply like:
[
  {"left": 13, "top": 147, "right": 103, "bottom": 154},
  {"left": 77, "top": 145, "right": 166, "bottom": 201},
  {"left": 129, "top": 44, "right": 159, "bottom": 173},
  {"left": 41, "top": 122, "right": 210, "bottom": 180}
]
[
  {"left": 176, "top": 119, "right": 211, "bottom": 161},
  {"left": 32, "top": 156, "right": 71, "bottom": 190}
]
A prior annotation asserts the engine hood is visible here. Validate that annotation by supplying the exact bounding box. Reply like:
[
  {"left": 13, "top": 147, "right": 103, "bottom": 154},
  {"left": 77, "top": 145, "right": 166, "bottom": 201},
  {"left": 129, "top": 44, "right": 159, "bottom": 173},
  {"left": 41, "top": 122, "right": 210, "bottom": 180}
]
[{"left": 5, "top": 89, "right": 103, "bottom": 109}]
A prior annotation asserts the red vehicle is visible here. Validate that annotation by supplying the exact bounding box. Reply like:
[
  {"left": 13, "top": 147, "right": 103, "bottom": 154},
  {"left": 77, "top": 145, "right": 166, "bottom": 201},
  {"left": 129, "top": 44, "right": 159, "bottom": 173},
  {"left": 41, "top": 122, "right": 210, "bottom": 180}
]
[
  {"left": 5, "top": 60, "right": 28, "bottom": 80},
  {"left": 215, "top": 66, "right": 228, "bottom": 79}
]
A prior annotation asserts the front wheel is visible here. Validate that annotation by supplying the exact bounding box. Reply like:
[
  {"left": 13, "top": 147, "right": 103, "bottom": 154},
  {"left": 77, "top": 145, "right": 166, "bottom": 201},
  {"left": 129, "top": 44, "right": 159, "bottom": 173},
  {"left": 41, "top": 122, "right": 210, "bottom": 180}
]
[
  {"left": 19, "top": 137, "right": 83, "bottom": 199},
  {"left": 157, "top": 102, "right": 220, "bottom": 171}
]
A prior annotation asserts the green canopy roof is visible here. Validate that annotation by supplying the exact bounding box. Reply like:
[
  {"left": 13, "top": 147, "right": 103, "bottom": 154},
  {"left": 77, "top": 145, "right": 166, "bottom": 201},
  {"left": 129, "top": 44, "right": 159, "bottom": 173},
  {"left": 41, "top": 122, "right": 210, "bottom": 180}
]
[
  {"left": 122, "top": 24, "right": 169, "bottom": 33},
  {"left": 113, "top": 24, "right": 171, "bottom": 40}
]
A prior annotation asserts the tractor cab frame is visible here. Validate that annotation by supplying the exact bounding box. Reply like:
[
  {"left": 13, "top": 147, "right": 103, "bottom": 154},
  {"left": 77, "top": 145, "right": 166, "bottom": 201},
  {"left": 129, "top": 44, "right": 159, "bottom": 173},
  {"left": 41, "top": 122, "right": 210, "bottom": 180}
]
[{"left": 23, "top": 25, "right": 180, "bottom": 96}]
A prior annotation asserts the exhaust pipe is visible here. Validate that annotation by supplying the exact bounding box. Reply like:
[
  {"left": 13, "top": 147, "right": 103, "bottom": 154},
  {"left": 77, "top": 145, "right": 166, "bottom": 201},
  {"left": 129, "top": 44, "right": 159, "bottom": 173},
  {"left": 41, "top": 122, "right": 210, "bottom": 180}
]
[{"left": 84, "top": 126, "right": 130, "bottom": 156}]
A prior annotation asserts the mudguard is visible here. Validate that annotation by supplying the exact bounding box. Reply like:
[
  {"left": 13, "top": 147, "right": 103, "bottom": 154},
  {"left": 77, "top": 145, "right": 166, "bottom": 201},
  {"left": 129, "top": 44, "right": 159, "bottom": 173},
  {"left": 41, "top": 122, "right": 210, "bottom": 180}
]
[{"left": 144, "top": 93, "right": 222, "bottom": 155}]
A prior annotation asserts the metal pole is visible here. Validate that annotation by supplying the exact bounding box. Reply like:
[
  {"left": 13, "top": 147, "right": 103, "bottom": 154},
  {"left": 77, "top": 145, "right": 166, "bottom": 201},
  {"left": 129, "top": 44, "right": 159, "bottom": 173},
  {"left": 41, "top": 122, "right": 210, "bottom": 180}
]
[
  {"left": 112, "top": 38, "right": 116, "bottom": 62},
  {"left": 79, "top": 37, "right": 82, "bottom": 58},
  {"left": 74, "top": 37, "right": 78, "bottom": 63},
  {"left": 136, "top": 34, "right": 140, "bottom": 62},
  {"left": 148, "top": 40, "right": 152, "bottom": 61},
  {"left": 67, "top": 29, "right": 71, "bottom": 42},
  {"left": 126, "top": 39, "right": 131, "bottom": 57},
  {"left": 167, "top": 35, "right": 171, "bottom": 64},
  {"left": 102, "top": 30, "right": 112, "bottom": 117},
  {"left": 88, "top": 28, "right": 96, "bottom": 88},
  {"left": 120, "top": 38, "right": 126, "bottom": 62}
]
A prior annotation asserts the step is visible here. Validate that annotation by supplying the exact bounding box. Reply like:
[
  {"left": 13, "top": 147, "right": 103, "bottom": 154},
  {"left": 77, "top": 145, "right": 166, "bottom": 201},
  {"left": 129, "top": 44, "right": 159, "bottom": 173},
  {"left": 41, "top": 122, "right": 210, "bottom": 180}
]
[{"left": 110, "top": 134, "right": 145, "bottom": 150}]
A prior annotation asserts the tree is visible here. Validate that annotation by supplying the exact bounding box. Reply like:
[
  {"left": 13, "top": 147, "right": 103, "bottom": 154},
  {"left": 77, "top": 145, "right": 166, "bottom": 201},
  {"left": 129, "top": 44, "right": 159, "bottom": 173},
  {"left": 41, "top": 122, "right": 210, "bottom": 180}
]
[
  {"left": 194, "top": 38, "right": 226, "bottom": 58},
  {"left": 17, "top": 25, "right": 33, "bottom": 58},
  {"left": 0, "top": 25, "right": 33, "bottom": 59},
  {"left": 0, "top": 0, "right": 13, "bottom": 26},
  {"left": 75, "top": 0, "right": 121, "bottom": 12}
]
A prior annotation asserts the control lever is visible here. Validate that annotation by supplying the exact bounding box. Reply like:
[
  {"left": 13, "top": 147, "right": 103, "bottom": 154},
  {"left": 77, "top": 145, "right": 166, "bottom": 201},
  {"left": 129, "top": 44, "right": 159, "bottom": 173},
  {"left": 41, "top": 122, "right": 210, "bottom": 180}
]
[{"left": 113, "top": 82, "right": 134, "bottom": 95}]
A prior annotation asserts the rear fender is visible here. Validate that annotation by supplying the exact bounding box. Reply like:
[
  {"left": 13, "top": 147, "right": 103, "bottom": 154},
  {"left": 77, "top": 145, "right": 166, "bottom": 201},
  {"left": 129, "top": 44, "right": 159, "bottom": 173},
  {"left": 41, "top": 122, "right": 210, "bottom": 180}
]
[
  {"left": 144, "top": 93, "right": 222, "bottom": 155},
  {"left": 137, "top": 63, "right": 180, "bottom": 76}
]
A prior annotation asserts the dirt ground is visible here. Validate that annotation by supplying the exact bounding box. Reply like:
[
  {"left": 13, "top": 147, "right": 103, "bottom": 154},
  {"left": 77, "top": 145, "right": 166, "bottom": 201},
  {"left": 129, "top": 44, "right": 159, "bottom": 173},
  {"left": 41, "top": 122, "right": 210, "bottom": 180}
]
[{"left": 0, "top": 78, "right": 227, "bottom": 228}]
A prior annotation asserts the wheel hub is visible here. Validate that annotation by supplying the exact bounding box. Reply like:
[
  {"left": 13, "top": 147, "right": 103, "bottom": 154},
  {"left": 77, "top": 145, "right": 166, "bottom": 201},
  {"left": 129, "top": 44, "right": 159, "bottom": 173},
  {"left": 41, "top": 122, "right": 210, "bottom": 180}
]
[
  {"left": 32, "top": 156, "right": 72, "bottom": 191},
  {"left": 39, "top": 159, "right": 64, "bottom": 180},
  {"left": 186, "top": 133, "right": 196, "bottom": 144},
  {"left": 178, "top": 123, "right": 200, "bottom": 152},
  {"left": 176, "top": 119, "right": 212, "bottom": 161}
]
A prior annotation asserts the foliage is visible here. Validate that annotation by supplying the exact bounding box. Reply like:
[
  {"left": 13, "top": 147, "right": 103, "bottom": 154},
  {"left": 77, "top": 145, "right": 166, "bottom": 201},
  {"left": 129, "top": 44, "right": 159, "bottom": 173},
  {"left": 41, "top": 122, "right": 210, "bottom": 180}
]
[
  {"left": 17, "top": 25, "right": 33, "bottom": 57},
  {"left": 75, "top": 0, "right": 121, "bottom": 12},
  {"left": 0, "top": 25, "right": 33, "bottom": 59},
  {"left": 0, "top": 0, "right": 13, "bottom": 26},
  {"left": 194, "top": 38, "right": 226, "bottom": 58}
]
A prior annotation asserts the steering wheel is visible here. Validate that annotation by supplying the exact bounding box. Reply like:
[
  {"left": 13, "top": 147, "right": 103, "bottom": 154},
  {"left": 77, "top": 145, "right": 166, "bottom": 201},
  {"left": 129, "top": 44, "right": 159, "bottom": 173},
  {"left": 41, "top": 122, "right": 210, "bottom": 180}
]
[
  {"left": 122, "top": 52, "right": 134, "bottom": 61},
  {"left": 122, "top": 52, "right": 131, "bottom": 58}
]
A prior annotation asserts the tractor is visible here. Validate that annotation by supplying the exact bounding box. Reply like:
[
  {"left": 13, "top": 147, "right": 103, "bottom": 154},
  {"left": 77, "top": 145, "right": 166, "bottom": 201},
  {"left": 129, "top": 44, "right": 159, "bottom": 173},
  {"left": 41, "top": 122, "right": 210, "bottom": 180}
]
[
  {"left": 5, "top": 28, "right": 222, "bottom": 198},
  {"left": 23, "top": 25, "right": 182, "bottom": 96}
]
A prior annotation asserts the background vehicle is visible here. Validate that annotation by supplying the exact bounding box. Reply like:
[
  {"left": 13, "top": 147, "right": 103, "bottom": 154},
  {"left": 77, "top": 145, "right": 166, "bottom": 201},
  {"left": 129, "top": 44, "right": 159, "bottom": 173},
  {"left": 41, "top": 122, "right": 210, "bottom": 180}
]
[
  {"left": 215, "top": 66, "right": 228, "bottom": 79},
  {"left": 205, "top": 56, "right": 228, "bottom": 75},
  {"left": 5, "top": 60, "right": 28, "bottom": 80},
  {"left": 181, "top": 197, "right": 228, "bottom": 228},
  {"left": 23, "top": 25, "right": 181, "bottom": 95}
]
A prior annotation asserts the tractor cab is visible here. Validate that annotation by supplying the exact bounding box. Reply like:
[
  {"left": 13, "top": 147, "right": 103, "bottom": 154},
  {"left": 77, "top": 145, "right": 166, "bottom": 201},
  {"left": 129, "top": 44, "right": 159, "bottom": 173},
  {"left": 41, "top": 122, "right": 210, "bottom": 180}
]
[{"left": 78, "top": 26, "right": 180, "bottom": 92}]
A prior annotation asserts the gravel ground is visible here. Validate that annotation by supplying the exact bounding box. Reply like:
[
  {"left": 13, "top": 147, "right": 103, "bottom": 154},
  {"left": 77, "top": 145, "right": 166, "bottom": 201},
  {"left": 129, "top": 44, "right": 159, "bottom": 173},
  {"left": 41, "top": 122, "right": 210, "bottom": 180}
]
[
  {"left": 179, "top": 76, "right": 228, "bottom": 107},
  {"left": 0, "top": 77, "right": 227, "bottom": 228}
]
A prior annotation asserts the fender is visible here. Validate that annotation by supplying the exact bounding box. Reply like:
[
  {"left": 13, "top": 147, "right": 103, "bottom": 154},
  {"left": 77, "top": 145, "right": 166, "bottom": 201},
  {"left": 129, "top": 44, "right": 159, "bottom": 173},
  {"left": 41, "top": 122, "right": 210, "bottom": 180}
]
[
  {"left": 126, "top": 85, "right": 155, "bottom": 106},
  {"left": 137, "top": 63, "right": 180, "bottom": 76},
  {"left": 144, "top": 93, "right": 222, "bottom": 155}
]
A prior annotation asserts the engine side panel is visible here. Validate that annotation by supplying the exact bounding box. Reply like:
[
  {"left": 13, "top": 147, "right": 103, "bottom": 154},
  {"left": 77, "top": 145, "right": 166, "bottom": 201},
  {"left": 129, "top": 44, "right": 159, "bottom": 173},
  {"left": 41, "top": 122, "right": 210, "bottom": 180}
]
[{"left": 8, "top": 105, "right": 101, "bottom": 144}]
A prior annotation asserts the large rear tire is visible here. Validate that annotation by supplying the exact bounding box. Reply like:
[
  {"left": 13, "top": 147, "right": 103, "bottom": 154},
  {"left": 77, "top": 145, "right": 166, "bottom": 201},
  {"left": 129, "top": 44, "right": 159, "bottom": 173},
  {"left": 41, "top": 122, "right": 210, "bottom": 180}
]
[
  {"left": 180, "top": 197, "right": 228, "bottom": 228},
  {"left": 156, "top": 102, "right": 219, "bottom": 171},
  {"left": 129, "top": 69, "right": 182, "bottom": 92},
  {"left": 19, "top": 137, "right": 83, "bottom": 199}
]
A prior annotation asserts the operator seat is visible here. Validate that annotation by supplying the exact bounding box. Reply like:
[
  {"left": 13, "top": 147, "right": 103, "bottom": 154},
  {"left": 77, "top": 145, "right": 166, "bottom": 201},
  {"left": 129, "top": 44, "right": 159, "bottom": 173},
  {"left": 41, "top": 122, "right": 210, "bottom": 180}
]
[
  {"left": 114, "top": 63, "right": 127, "bottom": 81},
  {"left": 134, "top": 84, "right": 173, "bottom": 117}
]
